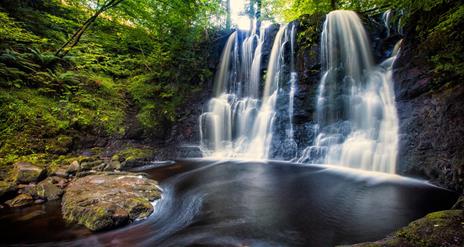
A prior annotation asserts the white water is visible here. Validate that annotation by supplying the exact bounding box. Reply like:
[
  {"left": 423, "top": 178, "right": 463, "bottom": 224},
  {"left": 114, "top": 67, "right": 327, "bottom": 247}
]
[
  {"left": 200, "top": 24, "right": 294, "bottom": 159},
  {"left": 287, "top": 24, "right": 297, "bottom": 141},
  {"left": 382, "top": 10, "right": 392, "bottom": 37},
  {"left": 298, "top": 10, "right": 400, "bottom": 173}
]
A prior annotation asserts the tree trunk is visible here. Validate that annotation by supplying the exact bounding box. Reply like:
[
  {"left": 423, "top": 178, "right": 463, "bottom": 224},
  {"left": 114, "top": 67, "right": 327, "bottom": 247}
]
[
  {"left": 55, "top": 0, "right": 124, "bottom": 57},
  {"left": 249, "top": 0, "right": 255, "bottom": 31},
  {"left": 55, "top": 11, "right": 101, "bottom": 57},
  {"left": 331, "top": 0, "right": 337, "bottom": 10}
]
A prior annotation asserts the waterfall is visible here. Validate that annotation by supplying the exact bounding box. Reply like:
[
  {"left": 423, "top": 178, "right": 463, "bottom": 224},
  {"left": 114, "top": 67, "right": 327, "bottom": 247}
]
[
  {"left": 200, "top": 24, "right": 294, "bottom": 159},
  {"left": 298, "top": 10, "right": 400, "bottom": 173}
]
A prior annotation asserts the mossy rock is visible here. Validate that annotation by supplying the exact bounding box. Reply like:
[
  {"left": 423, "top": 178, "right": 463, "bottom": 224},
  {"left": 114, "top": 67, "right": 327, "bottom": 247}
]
[
  {"left": 351, "top": 210, "right": 464, "bottom": 247},
  {"left": 11, "top": 162, "right": 45, "bottom": 184},
  {"left": 62, "top": 172, "right": 161, "bottom": 231},
  {"left": 5, "top": 194, "right": 33, "bottom": 208},
  {"left": 36, "top": 178, "right": 64, "bottom": 201},
  {"left": 115, "top": 147, "right": 154, "bottom": 169}
]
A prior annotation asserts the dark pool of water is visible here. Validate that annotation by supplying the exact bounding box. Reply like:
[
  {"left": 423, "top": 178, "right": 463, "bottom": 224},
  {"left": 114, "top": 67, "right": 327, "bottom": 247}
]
[{"left": 0, "top": 159, "right": 459, "bottom": 246}]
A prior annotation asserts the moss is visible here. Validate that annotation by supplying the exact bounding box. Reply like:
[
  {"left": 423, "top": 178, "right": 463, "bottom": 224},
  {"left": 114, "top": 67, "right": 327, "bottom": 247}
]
[
  {"left": 45, "top": 135, "right": 73, "bottom": 154},
  {"left": 0, "top": 12, "right": 42, "bottom": 45},
  {"left": 5, "top": 194, "right": 34, "bottom": 208},
  {"left": 297, "top": 13, "right": 324, "bottom": 53},
  {"left": 117, "top": 147, "right": 154, "bottom": 162},
  {"left": 80, "top": 206, "right": 112, "bottom": 231},
  {"left": 126, "top": 197, "right": 153, "bottom": 220},
  {"left": 409, "top": 3, "right": 464, "bottom": 90},
  {"left": 353, "top": 210, "right": 464, "bottom": 247}
]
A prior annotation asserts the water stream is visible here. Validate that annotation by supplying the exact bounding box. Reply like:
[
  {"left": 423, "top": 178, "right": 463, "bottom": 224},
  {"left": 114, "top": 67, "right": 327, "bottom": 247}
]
[
  {"left": 200, "top": 23, "right": 296, "bottom": 160},
  {"left": 0, "top": 160, "right": 457, "bottom": 246},
  {"left": 200, "top": 10, "right": 401, "bottom": 174},
  {"left": 297, "top": 10, "right": 400, "bottom": 173}
]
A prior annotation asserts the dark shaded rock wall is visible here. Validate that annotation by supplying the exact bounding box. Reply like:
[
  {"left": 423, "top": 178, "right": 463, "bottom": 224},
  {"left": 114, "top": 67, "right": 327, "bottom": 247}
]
[
  {"left": 393, "top": 3, "right": 464, "bottom": 193},
  {"left": 269, "top": 14, "right": 325, "bottom": 159}
]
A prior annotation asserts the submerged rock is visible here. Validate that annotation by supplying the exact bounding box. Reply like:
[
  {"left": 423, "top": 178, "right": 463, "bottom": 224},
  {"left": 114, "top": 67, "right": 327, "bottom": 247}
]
[
  {"left": 351, "top": 210, "right": 464, "bottom": 247},
  {"left": 12, "top": 162, "right": 44, "bottom": 184},
  {"left": 5, "top": 194, "right": 34, "bottom": 208},
  {"left": 62, "top": 172, "right": 161, "bottom": 231}
]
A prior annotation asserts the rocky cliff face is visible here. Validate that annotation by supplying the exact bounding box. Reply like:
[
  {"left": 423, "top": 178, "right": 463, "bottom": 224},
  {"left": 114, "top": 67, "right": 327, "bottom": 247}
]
[
  {"left": 292, "top": 6, "right": 464, "bottom": 194},
  {"left": 170, "top": 5, "right": 464, "bottom": 197},
  {"left": 393, "top": 3, "right": 464, "bottom": 193}
]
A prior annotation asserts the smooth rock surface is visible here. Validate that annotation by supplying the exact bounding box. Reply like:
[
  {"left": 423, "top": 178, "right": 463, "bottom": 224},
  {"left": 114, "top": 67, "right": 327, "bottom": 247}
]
[
  {"left": 12, "top": 162, "right": 44, "bottom": 184},
  {"left": 66, "top": 161, "right": 80, "bottom": 175},
  {"left": 36, "top": 178, "right": 64, "bottom": 201},
  {"left": 62, "top": 172, "right": 161, "bottom": 231}
]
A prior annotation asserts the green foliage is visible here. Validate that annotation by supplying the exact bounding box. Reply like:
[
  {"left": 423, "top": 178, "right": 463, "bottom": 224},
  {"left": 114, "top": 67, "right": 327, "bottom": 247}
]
[
  {"left": 428, "top": 5, "right": 464, "bottom": 81},
  {"left": 0, "top": 0, "right": 215, "bottom": 171},
  {"left": 265, "top": 0, "right": 455, "bottom": 22},
  {"left": 0, "top": 12, "right": 42, "bottom": 45}
]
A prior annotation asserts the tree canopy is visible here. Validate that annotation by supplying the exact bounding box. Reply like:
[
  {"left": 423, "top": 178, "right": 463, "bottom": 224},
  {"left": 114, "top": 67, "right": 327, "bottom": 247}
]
[{"left": 263, "top": 0, "right": 453, "bottom": 22}]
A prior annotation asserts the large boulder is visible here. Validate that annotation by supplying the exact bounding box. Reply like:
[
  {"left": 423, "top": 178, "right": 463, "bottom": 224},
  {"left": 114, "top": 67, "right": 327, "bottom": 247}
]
[
  {"left": 11, "top": 162, "right": 44, "bottom": 184},
  {"left": 62, "top": 172, "right": 161, "bottom": 231},
  {"left": 350, "top": 210, "right": 464, "bottom": 247}
]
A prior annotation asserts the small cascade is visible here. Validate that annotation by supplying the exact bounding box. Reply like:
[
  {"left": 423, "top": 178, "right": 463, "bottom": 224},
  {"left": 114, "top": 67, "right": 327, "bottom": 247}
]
[
  {"left": 287, "top": 24, "right": 298, "bottom": 143},
  {"left": 200, "top": 24, "right": 295, "bottom": 159},
  {"left": 298, "top": 10, "right": 400, "bottom": 173},
  {"left": 382, "top": 10, "right": 392, "bottom": 37}
]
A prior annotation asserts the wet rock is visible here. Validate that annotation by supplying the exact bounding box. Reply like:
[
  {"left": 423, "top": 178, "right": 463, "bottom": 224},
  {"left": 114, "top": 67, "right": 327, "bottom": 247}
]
[
  {"left": 34, "top": 199, "right": 45, "bottom": 204},
  {"left": 20, "top": 184, "right": 38, "bottom": 197},
  {"left": 350, "top": 210, "right": 464, "bottom": 247},
  {"left": 36, "top": 178, "right": 64, "bottom": 201},
  {"left": 79, "top": 160, "right": 103, "bottom": 171},
  {"left": 12, "top": 162, "right": 44, "bottom": 184},
  {"left": 109, "top": 155, "right": 122, "bottom": 170},
  {"left": 5, "top": 194, "right": 33, "bottom": 208},
  {"left": 94, "top": 163, "right": 108, "bottom": 171},
  {"left": 53, "top": 168, "right": 68, "bottom": 178},
  {"left": 67, "top": 160, "right": 80, "bottom": 175},
  {"left": 62, "top": 172, "right": 161, "bottom": 231},
  {"left": 18, "top": 209, "right": 46, "bottom": 221},
  {"left": 109, "top": 160, "right": 121, "bottom": 170},
  {"left": 392, "top": 3, "right": 464, "bottom": 193}
]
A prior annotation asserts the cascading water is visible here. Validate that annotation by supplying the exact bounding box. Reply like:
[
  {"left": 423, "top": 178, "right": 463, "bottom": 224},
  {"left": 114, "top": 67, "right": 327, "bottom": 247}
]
[
  {"left": 382, "top": 10, "right": 392, "bottom": 37},
  {"left": 287, "top": 24, "right": 298, "bottom": 145},
  {"left": 200, "top": 24, "right": 294, "bottom": 159},
  {"left": 298, "top": 10, "right": 400, "bottom": 173}
]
